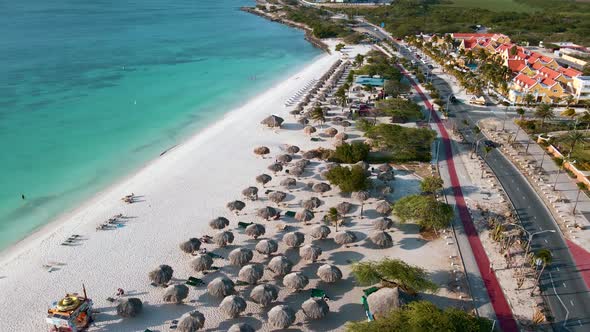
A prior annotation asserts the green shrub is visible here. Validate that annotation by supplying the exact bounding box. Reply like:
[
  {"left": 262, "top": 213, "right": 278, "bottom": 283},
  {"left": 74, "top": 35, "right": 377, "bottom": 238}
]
[
  {"left": 330, "top": 142, "right": 370, "bottom": 163},
  {"left": 325, "top": 165, "right": 371, "bottom": 193}
]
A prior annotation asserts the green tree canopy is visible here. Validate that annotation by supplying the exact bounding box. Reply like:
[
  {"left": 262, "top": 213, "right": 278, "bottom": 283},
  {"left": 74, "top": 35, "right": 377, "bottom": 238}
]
[
  {"left": 330, "top": 142, "right": 370, "bottom": 163},
  {"left": 364, "top": 124, "right": 436, "bottom": 162},
  {"left": 325, "top": 165, "right": 371, "bottom": 193},
  {"left": 383, "top": 79, "right": 411, "bottom": 98},
  {"left": 393, "top": 195, "right": 453, "bottom": 231},
  {"left": 376, "top": 98, "right": 423, "bottom": 123},
  {"left": 351, "top": 258, "right": 438, "bottom": 293},
  {"left": 420, "top": 176, "right": 444, "bottom": 196}
]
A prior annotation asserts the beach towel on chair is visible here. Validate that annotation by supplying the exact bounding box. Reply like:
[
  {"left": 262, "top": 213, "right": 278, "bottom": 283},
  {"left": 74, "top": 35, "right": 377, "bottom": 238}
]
[
  {"left": 238, "top": 221, "right": 253, "bottom": 228},
  {"left": 311, "top": 288, "right": 326, "bottom": 298}
]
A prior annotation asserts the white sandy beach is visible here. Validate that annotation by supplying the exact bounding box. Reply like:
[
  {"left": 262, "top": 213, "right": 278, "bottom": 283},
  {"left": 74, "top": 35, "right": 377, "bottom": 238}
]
[{"left": 0, "top": 43, "right": 461, "bottom": 331}]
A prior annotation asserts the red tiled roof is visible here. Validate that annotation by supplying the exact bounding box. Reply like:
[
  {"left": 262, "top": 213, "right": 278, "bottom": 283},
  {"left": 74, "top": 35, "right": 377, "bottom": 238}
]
[
  {"left": 453, "top": 33, "right": 496, "bottom": 39},
  {"left": 533, "top": 73, "right": 557, "bottom": 87},
  {"left": 538, "top": 66, "right": 561, "bottom": 80},
  {"left": 507, "top": 59, "right": 526, "bottom": 72},
  {"left": 559, "top": 67, "right": 583, "bottom": 78},
  {"left": 515, "top": 73, "right": 537, "bottom": 87},
  {"left": 496, "top": 43, "right": 513, "bottom": 52},
  {"left": 540, "top": 55, "right": 554, "bottom": 63},
  {"left": 531, "top": 62, "right": 544, "bottom": 70}
]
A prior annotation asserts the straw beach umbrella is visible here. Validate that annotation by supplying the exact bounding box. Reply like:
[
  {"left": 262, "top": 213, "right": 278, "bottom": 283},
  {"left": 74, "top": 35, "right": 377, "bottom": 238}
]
[
  {"left": 250, "top": 284, "right": 279, "bottom": 306},
  {"left": 302, "top": 150, "right": 319, "bottom": 160},
  {"left": 208, "top": 276, "right": 235, "bottom": 298},
  {"left": 302, "top": 298, "right": 329, "bottom": 320},
  {"left": 255, "top": 239, "right": 278, "bottom": 256},
  {"left": 220, "top": 295, "right": 247, "bottom": 318},
  {"left": 149, "top": 265, "right": 173, "bottom": 286},
  {"left": 178, "top": 311, "right": 205, "bottom": 332},
  {"left": 287, "top": 145, "right": 300, "bottom": 154},
  {"left": 378, "top": 171, "right": 395, "bottom": 182},
  {"left": 324, "top": 127, "right": 338, "bottom": 137},
  {"left": 375, "top": 201, "right": 392, "bottom": 215},
  {"left": 283, "top": 231, "right": 305, "bottom": 248},
  {"left": 378, "top": 163, "right": 393, "bottom": 173},
  {"left": 256, "top": 174, "right": 272, "bottom": 187},
  {"left": 117, "top": 298, "right": 143, "bottom": 317},
  {"left": 300, "top": 244, "right": 322, "bottom": 262},
  {"left": 253, "top": 146, "right": 270, "bottom": 158},
  {"left": 298, "top": 117, "right": 310, "bottom": 126},
  {"left": 228, "top": 248, "right": 254, "bottom": 266},
  {"left": 268, "top": 256, "right": 293, "bottom": 276},
  {"left": 238, "top": 264, "right": 264, "bottom": 285},
  {"left": 334, "top": 132, "right": 348, "bottom": 141},
  {"left": 242, "top": 186, "right": 258, "bottom": 200},
  {"left": 370, "top": 231, "right": 393, "bottom": 248},
  {"left": 304, "top": 126, "right": 317, "bottom": 136},
  {"left": 352, "top": 191, "right": 370, "bottom": 218},
  {"left": 268, "top": 191, "right": 287, "bottom": 206},
  {"left": 245, "top": 223, "right": 266, "bottom": 239},
  {"left": 289, "top": 166, "right": 304, "bottom": 177},
  {"left": 295, "top": 159, "right": 309, "bottom": 168},
  {"left": 310, "top": 225, "right": 331, "bottom": 239},
  {"left": 268, "top": 305, "right": 296, "bottom": 329},
  {"left": 283, "top": 272, "right": 309, "bottom": 291},
  {"left": 209, "top": 217, "right": 229, "bottom": 230},
  {"left": 261, "top": 114, "right": 284, "bottom": 128},
  {"left": 302, "top": 197, "right": 321, "bottom": 210},
  {"left": 227, "top": 200, "right": 246, "bottom": 214},
  {"left": 257, "top": 206, "right": 277, "bottom": 220},
  {"left": 313, "top": 182, "right": 331, "bottom": 195},
  {"left": 336, "top": 201, "right": 352, "bottom": 217},
  {"left": 213, "top": 231, "right": 234, "bottom": 247},
  {"left": 280, "top": 177, "right": 297, "bottom": 190},
  {"left": 317, "top": 264, "right": 342, "bottom": 283},
  {"left": 180, "top": 238, "right": 201, "bottom": 254},
  {"left": 367, "top": 287, "right": 406, "bottom": 319},
  {"left": 163, "top": 284, "right": 189, "bottom": 304},
  {"left": 228, "top": 323, "right": 255, "bottom": 332},
  {"left": 334, "top": 231, "right": 357, "bottom": 245},
  {"left": 267, "top": 163, "right": 283, "bottom": 174},
  {"left": 191, "top": 253, "right": 213, "bottom": 272},
  {"left": 295, "top": 209, "right": 314, "bottom": 223},
  {"left": 277, "top": 154, "right": 292, "bottom": 164},
  {"left": 374, "top": 217, "right": 393, "bottom": 231}
]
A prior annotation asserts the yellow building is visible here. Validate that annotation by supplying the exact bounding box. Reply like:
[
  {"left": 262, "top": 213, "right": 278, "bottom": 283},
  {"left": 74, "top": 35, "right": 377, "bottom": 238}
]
[{"left": 509, "top": 73, "right": 566, "bottom": 104}]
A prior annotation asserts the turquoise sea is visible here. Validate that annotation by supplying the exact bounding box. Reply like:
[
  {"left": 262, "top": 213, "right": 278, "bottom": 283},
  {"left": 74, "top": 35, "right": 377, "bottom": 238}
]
[{"left": 0, "top": 0, "right": 321, "bottom": 250}]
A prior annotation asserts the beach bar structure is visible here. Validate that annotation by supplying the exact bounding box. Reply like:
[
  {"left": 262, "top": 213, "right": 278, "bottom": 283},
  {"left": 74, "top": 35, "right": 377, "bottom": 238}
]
[{"left": 46, "top": 287, "right": 93, "bottom": 332}]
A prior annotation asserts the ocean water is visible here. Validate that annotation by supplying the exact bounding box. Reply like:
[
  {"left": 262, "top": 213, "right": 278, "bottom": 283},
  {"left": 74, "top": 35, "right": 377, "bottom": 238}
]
[{"left": 0, "top": 0, "right": 321, "bottom": 250}]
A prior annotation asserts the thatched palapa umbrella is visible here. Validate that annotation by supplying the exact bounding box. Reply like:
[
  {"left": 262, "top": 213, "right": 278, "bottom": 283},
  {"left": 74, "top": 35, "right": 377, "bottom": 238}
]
[
  {"left": 378, "top": 171, "right": 395, "bottom": 182},
  {"left": 300, "top": 244, "right": 322, "bottom": 262},
  {"left": 268, "top": 255, "right": 293, "bottom": 276},
  {"left": 242, "top": 186, "right": 258, "bottom": 200},
  {"left": 283, "top": 231, "right": 305, "bottom": 248},
  {"left": 257, "top": 206, "right": 277, "bottom": 220},
  {"left": 367, "top": 287, "right": 406, "bottom": 319},
  {"left": 213, "top": 231, "right": 234, "bottom": 247},
  {"left": 277, "top": 154, "right": 292, "bottom": 164},
  {"left": 253, "top": 146, "right": 270, "bottom": 158},
  {"left": 256, "top": 174, "right": 272, "bottom": 187},
  {"left": 370, "top": 231, "right": 393, "bottom": 248},
  {"left": 227, "top": 200, "right": 246, "bottom": 214},
  {"left": 209, "top": 217, "right": 229, "bottom": 230},
  {"left": 374, "top": 217, "right": 393, "bottom": 230},
  {"left": 191, "top": 253, "right": 213, "bottom": 272},
  {"left": 149, "top": 265, "right": 173, "bottom": 286},
  {"left": 334, "top": 231, "right": 357, "bottom": 245},
  {"left": 310, "top": 225, "right": 331, "bottom": 239},
  {"left": 280, "top": 177, "right": 297, "bottom": 190},
  {"left": 317, "top": 264, "right": 342, "bottom": 283},
  {"left": 302, "top": 298, "right": 329, "bottom": 320},
  {"left": 180, "top": 238, "right": 201, "bottom": 254},
  {"left": 295, "top": 209, "right": 314, "bottom": 223},
  {"left": 238, "top": 264, "right": 264, "bottom": 285},
  {"left": 302, "top": 197, "right": 321, "bottom": 210},
  {"left": 245, "top": 223, "right": 266, "bottom": 239},
  {"left": 313, "top": 182, "right": 331, "bottom": 195},
  {"left": 255, "top": 238, "right": 278, "bottom": 256},
  {"left": 304, "top": 125, "right": 317, "bottom": 136},
  {"left": 378, "top": 163, "right": 393, "bottom": 173},
  {"left": 117, "top": 298, "right": 143, "bottom": 317},
  {"left": 261, "top": 114, "right": 284, "bottom": 128},
  {"left": 178, "top": 310, "right": 205, "bottom": 332},
  {"left": 220, "top": 295, "right": 247, "bottom": 318},
  {"left": 288, "top": 166, "right": 304, "bottom": 177},
  {"left": 268, "top": 305, "right": 296, "bottom": 329},
  {"left": 268, "top": 191, "right": 287, "bottom": 206},
  {"left": 228, "top": 248, "right": 253, "bottom": 266},
  {"left": 163, "top": 284, "right": 189, "bottom": 304},
  {"left": 355, "top": 161, "right": 369, "bottom": 171},
  {"left": 287, "top": 145, "right": 300, "bottom": 154},
  {"left": 250, "top": 284, "right": 279, "bottom": 306},
  {"left": 336, "top": 201, "right": 352, "bottom": 217},
  {"left": 375, "top": 201, "right": 392, "bottom": 215},
  {"left": 228, "top": 323, "right": 255, "bottom": 332},
  {"left": 302, "top": 150, "right": 319, "bottom": 160},
  {"left": 283, "top": 272, "right": 309, "bottom": 291},
  {"left": 295, "top": 159, "right": 309, "bottom": 168},
  {"left": 268, "top": 163, "right": 283, "bottom": 173},
  {"left": 324, "top": 127, "right": 338, "bottom": 137},
  {"left": 334, "top": 132, "right": 348, "bottom": 141},
  {"left": 208, "top": 276, "right": 235, "bottom": 298},
  {"left": 352, "top": 190, "right": 370, "bottom": 218},
  {"left": 298, "top": 117, "right": 309, "bottom": 125}
]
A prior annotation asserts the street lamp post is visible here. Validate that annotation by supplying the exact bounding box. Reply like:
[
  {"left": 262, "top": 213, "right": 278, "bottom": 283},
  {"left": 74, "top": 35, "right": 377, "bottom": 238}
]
[{"left": 509, "top": 222, "right": 556, "bottom": 259}]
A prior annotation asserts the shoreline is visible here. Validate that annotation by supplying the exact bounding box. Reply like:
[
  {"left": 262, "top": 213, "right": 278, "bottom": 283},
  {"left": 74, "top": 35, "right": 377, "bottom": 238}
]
[{"left": 0, "top": 52, "right": 326, "bottom": 265}]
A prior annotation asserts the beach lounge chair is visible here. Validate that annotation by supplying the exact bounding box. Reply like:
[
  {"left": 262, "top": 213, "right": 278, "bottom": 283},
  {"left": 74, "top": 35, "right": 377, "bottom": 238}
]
[
  {"left": 361, "top": 296, "right": 374, "bottom": 322},
  {"left": 284, "top": 211, "right": 296, "bottom": 218},
  {"left": 311, "top": 288, "right": 327, "bottom": 299},
  {"left": 238, "top": 221, "right": 253, "bottom": 228},
  {"left": 363, "top": 286, "right": 380, "bottom": 297},
  {"left": 311, "top": 137, "right": 321, "bottom": 142},
  {"left": 264, "top": 189, "right": 274, "bottom": 195},
  {"left": 206, "top": 252, "right": 224, "bottom": 260},
  {"left": 186, "top": 277, "right": 204, "bottom": 287},
  {"left": 235, "top": 280, "right": 250, "bottom": 286}
]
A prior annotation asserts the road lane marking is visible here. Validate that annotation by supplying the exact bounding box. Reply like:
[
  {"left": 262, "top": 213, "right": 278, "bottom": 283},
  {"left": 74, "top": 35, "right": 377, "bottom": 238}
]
[
  {"left": 570, "top": 300, "right": 575, "bottom": 307},
  {"left": 540, "top": 226, "right": 544, "bottom": 230},
  {"left": 563, "top": 282, "right": 567, "bottom": 288},
  {"left": 545, "top": 239, "right": 548, "bottom": 244},
  {"left": 556, "top": 267, "right": 560, "bottom": 271}
]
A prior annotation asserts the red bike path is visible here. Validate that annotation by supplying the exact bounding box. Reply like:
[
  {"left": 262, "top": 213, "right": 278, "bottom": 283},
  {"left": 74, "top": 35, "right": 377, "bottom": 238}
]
[{"left": 402, "top": 69, "right": 519, "bottom": 332}]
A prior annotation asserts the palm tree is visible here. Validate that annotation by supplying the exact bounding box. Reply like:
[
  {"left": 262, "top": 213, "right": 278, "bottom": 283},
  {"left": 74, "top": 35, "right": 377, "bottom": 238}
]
[
  {"left": 481, "top": 145, "right": 494, "bottom": 179},
  {"left": 326, "top": 207, "right": 340, "bottom": 232},
  {"left": 310, "top": 107, "right": 325, "bottom": 127},
  {"left": 564, "top": 130, "right": 588, "bottom": 158},
  {"left": 531, "top": 249, "right": 552, "bottom": 296},
  {"left": 471, "top": 126, "right": 481, "bottom": 158},
  {"left": 573, "top": 182, "right": 587, "bottom": 214},
  {"left": 560, "top": 108, "right": 577, "bottom": 120},
  {"left": 534, "top": 103, "right": 555, "bottom": 131},
  {"left": 516, "top": 108, "right": 526, "bottom": 121},
  {"left": 523, "top": 94, "right": 535, "bottom": 107}
]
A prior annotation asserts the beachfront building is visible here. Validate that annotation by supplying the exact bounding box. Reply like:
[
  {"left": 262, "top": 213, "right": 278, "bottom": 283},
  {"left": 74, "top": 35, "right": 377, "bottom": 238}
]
[
  {"left": 509, "top": 73, "right": 566, "bottom": 104},
  {"left": 572, "top": 76, "right": 590, "bottom": 102},
  {"left": 452, "top": 33, "right": 511, "bottom": 52}
]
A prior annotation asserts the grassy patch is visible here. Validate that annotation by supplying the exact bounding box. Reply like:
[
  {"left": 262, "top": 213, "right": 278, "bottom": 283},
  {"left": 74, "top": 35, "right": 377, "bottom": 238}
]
[{"left": 443, "top": 0, "right": 535, "bottom": 13}]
